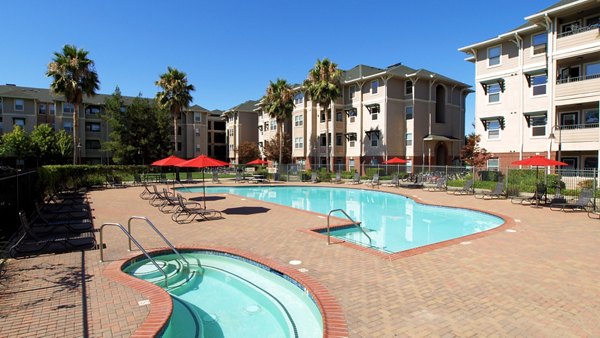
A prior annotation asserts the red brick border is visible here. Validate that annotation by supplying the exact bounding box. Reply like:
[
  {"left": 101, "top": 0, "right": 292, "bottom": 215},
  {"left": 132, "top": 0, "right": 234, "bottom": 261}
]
[{"left": 103, "top": 245, "right": 348, "bottom": 338}]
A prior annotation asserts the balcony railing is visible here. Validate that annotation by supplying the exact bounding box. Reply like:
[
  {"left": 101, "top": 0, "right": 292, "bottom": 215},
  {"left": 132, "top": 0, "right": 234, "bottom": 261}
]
[
  {"left": 557, "top": 23, "right": 599, "bottom": 39},
  {"left": 559, "top": 122, "right": 599, "bottom": 130},
  {"left": 556, "top": 73, "right": 600, "bottom": 84}
]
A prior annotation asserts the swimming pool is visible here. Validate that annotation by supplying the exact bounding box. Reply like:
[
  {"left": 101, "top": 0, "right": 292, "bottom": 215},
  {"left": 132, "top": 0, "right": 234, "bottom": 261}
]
[
  {"left": 124, "top": 251, "right": 323, "bottom": 337},
  {"left": 181, "top": 185, "right": 505, "bottom": 253}
]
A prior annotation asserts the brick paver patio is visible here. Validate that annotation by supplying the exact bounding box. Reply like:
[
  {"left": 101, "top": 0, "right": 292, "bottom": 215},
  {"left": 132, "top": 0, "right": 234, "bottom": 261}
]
[{"left": 1, "top": 181, "right": 600, "bottom": 337}]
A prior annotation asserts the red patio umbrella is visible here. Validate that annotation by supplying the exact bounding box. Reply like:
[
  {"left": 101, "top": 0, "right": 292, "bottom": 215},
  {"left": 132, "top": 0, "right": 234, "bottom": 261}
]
[
  {"left": 511, "top": 155, "right": 568, "bottom": 206},
  {"left": 176, "top": 155, "right": 229, "bottom": 208},
  {"left": 383, "top": 157, "right": 408, "bottom": 164},
  {"left": 151, "top": 155, "right": 186, "bottom": 166},
  {"left": 246, "top": 158, "right": 269, "bottom": 165}
]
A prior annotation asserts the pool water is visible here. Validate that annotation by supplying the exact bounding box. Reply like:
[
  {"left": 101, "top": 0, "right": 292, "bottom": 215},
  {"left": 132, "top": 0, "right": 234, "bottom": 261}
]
[
  {"left": 124, "top": 252, "right": 322, "bottom": 338},
  {"left": 184, "top": 186, "right": 504, "bottom": 253}
]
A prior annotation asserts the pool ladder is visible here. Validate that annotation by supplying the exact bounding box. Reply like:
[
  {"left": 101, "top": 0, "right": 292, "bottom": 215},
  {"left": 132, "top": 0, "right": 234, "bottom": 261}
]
[
  {"left": 326, "top": 209, "right": 372, "bottom": 247},
  {"left": 99, "top": 216, "right": 191, "bottom": 287}
]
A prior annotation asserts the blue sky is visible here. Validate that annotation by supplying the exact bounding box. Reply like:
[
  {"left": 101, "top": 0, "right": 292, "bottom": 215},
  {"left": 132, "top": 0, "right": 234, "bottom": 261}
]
[{"left": 2, "top": 0, "right": 556, "bottom": 133}]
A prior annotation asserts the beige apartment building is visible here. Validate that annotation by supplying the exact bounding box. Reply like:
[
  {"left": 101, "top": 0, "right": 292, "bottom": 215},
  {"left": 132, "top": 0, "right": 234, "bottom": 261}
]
[
  {"left": 222, "top": 100, "right": 259, "bottom": 164},
  {"left": 291, "top": 63, "right": 471, "bottom": 172},
  {"left": 0, "top": 84, "right": 226, "bottom": 164},
  {"left": 459, "top": 0, "right": 600, "bottom": 171},
  {"left": 256, "top": 100, "right": 292, "bottom": 165}
]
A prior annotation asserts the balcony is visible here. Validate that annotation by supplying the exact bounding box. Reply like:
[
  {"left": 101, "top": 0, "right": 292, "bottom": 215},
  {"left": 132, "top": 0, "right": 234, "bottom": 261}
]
[
  {"left": 556, "top": 24, "right": 599, "bottom": 52},
  {"left": 555, "top": 73, "right": 600, "bottom": 100},
  {"left": 559, "top": 123, "right": 599, "bottom": 147}
]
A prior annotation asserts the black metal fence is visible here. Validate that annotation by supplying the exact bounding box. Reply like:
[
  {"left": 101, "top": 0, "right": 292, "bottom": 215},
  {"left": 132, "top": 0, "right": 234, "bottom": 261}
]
[{"left": 0, "top": 170, "right": 39, "bottom": 241}]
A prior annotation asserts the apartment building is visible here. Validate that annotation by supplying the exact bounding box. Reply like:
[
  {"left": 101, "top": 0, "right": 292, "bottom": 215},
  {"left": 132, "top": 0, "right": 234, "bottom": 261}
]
[
  {"left": 222, "top": 100, "right": 259, "bottom": 164},
  {"left": 0, "top": 84, "right": 226, "bottom": 164},
  {"left": 256, "top": 100, "right": 293, "bottom": 164},
  {"left": 459, "top": 0, "right": 600, "bottom": 171},
  {"left": 291, "top": 63, "right": 471, "bottom": 171}
]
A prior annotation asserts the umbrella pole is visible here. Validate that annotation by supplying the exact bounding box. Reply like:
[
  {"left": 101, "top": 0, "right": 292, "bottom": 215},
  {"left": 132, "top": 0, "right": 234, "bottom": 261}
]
[{"left": 203, "top": 170, "right": 206, "bottom": 209}]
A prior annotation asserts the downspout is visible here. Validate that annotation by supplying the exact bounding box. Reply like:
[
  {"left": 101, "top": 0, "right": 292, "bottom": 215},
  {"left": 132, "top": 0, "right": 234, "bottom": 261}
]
[
  {"left": 383, "top": 75, "right": 391, "bottom": 162},
  {"left": 513, "top": 33, "right": 524, "bottom": 161},
  {"left": 544, "top": 13, "right": 556, "bottom": 159}
]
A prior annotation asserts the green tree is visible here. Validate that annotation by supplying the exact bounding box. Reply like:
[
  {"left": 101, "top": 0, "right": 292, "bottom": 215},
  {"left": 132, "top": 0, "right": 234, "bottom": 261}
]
[
  {"left": 303, "top": 58, "right": 342, "bottom": 171},
  {"left": 263, "top": 79, "right": 294, "bottom": 167},
  {"left": 104, "top": 88, "right": 172, "bottom": 164},
  {"left": 237, "top": 141, "right": 261, "bottom": 164},
  {"left": 30, "top": 124, "right": 56, "bottom": 164},
  {"left": 54, "top": 130, "right": 74, "bottom": 163},
  {"left": 460, "top": 132, "right": 491, "bottom": 167},
  {"left": 0, "top": 126, "right": 32, "bottom": 159},
  {"left": 46, "top": 44, "right": 100, "bottom": 164},
  {"left": 155, "top": 67, "right": 195, "bottom": 155}
]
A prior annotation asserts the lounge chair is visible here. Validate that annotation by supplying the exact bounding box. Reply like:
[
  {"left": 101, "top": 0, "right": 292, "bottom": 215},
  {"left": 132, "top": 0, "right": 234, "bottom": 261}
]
[
  {"left": 331, "top": 171, "right": 342, "bottom": 183},
  {"left": 157, "top": 188, "right": 181, "bottom": 213},
  {"left": 20, "top": 211, "right": 94, "bottom": 236},
  {"left": 401, "top": 174, "right": 424, "bottom": 189},
  {"left": 9, "top": 212, "right": 96, "bottom": 258},
  {"left": 106, "top": 175, "right": 127, "bottom": 188},
  {"left": 311, "top": 172, "right": 319, "bottom": 183},
  {"left": 511, "top": 183, "right": 547, "bottom": 205},
  {"left": 171, "top": 195, "right": 223, "bottom": 223},
  {"left": 234, "top": 171, "right": 245, "bottom": 183},
  {"left": 140, "top": 183, "right": 159, "bottom": 200},
  {"left": 382, "top": 174, "right": 399, "bottom": 188},
  {"left": 149, "top": 186, "right": 175, "bottom": 207},
  {"left": 550, "top": 188, "right": 593, "bottom": 212},
  {"left": 448, "top": 179, "right": 474, "bottom": 195},
  {"left": 366, "top": 173, "right": 380, "bottom": 188},
  {"left": 426, "top": 177, "right": 447, "bottom": 192},
  {"left": 346, "top": 172, "right": 361, "bottom": 185},
  {"left": 475, "top": 182, "right": 506, "bottom": 199}
]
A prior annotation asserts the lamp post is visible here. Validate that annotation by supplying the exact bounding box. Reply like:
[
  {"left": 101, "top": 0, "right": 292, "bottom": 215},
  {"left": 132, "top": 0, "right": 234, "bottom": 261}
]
[
  {"left": 549, "top": 124, "right": 562, "bottom": 195},
  {"left": 77, "top": 143, "right": 82, "bottom": 164}
]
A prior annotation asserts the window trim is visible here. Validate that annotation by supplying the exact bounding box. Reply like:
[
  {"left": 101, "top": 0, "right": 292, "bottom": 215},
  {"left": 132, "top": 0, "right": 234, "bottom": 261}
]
[
  {"left": 561, "top": 111, "right": 579, "bottom": 127},
  {"left": 487, "top": 83, "right": 501, "bottom": 103},
  {"left": 531, "top": 32, "right": 547, "bottom": 56},
  {"left": 487, "top": 120, "right": 501, "bottom": 140},
  {"left": 14, "top": 99, "right": 24, "bottom": 111},
  {"left": 405, "top": 81, "right": 413, "bottom": 96},
  {"left": 530, "top": 74, "right": 547, "bottom": 97},
  {"left": 487, "top": 45, "right": 501, "bottom": 67},
  {"left": 370, "top": 80, "right": 379, "bottom": 94},
  {"left": 405, "top": 133, "right": 413, "bottom": 147},
  {"left": 405, "top": 106, "right": 413, "bottom": 120},
  {"left": 583, "top": 108, "right": 599, "bottom": 126}
]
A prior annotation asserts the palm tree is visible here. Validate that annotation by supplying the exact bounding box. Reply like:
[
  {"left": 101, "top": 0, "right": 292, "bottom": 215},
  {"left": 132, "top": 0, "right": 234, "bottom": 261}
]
[
  {"left": 263, "top": 79, "right": 294, "bottom": 169},
  {"left": 155, "top": 67, "right": 195, "bottom": 155},
  {"left": 303, "top": 58, "right": 342, "bottom": 172},
  {"left": 46, "top": 45, "right": 100, "bottom": 164}
]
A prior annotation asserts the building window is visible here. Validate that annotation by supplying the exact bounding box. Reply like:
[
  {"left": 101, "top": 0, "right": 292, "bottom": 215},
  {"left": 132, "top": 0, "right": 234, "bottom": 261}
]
[
  {"left": 488, "top": 83, "right": 501, "bottom": 103},
  {"left": 584, "top": 109, "right": 599, "bottom": 126},
  {"left": 85, "top": 140, "right": 101, "bottom": 150},
  {"left": 63, "top": 103, "right": 74, "bottom": 114},
  {"left": 270, "top": 120, "right": 276, "bottom": 131},
  {"left": 561, "top": 112, "right": 578, "bottom": 126},
  {"left": 86, "top": 122, "right": 101, "bottom": 132},
  {"left": 258, "top": 141, "right": 263, "bottom": 148},
  {"left": 487, "top": 120, "right": 500, "bottom": 139},
  {"left": 406, "top": 106, "right": 413, "bottom": 120},
  {"left": 336, "top": 133, "right": 343, "bottom": 146},
  {"left": 349, "top": 85, "right": 356, "bottom": 99},
  {"left": 350, "top": 116, "right": 355, "bottom": 123},
  {"left": 488, "top": 45, "right": 501, "bottom": 67},
  {"left": 177, "top": 126, "right": 181, "bottom": 135},
  {"left": 63, "top": 121, "right": 73, "bottom": 132},
  {"left": 15, "top": 99, "right": 24, "bottom": 111},
  {"left": 294, "top": 137, "right": 304, "bottom": 149},
  {"left": 371, "top": 138, "right": 378, "bottom": 147},
  {"left": 405, "top": 133, "right": 412, "bottom": 146},
  {"left": 336, "top": 111, "right": 343, "bottom": 122},
  {"left": 531, "top": 74, "right": 547, "bottom": 96},
  {"left": 530, "top": 115, "right": 546, "bottom": 136},
  {"left": 371, "top": 111, "right": 378, "bottom": 120},
  {"left": 349, "top": 158, "right": 355, "bottom": 167},
  {"left": 320, "top": 112, "right": 326, "bottom": 123},
  {"left": 561, "top": 157, "right": 577, "bottom": 169},
  {"left": 38, "top": 104, "right": 47, "bottom": 114},
  {"left": 370, "top": 80, "right": 379, "bottom": 94},
  {"left": 584, "top": 157, "right": 598, "bottom": 169},
  {"left": 85, "top": 106, "right": 101, "bottom": 114},
  {"left": 532, "top": 33, "right": 547, "bottom": 55},
  {"left": 13, "top": 118, "right": 25, "bottom": 128},
  {"left": 294, "top": 115, "right": 303, "bottom": 127},
  {"left": 49, "top": 104, "right": 55, "bottom": 115},
  {"left": 320, "top": 134, "right": 327, "bottom": 147},
  {"left": 294, "top": 93, "right": 304, "bottom": 104},
  {"left": 405, "top": 81, "right": 413, "bottom": 95},
  {"left": 585, "top": 61, "right": 600, "bottom": 79},
  {"left": 194, "top": 112, "right": 202, "bottom": 123},
  {"left": 487, "top": 158, "right": 499, "bottom": 171}
]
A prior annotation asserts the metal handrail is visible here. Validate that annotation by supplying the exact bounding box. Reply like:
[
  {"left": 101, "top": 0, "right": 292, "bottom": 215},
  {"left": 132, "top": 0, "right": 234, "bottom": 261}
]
[
  {"left": 326, "top": 208, "right": 372, "bottom": 247},
  {"left": 99, "top": 222, "right": 169, "bottom": 287},
  {"left": 127, "top": 216, "right": 191, "bottom": 270}
]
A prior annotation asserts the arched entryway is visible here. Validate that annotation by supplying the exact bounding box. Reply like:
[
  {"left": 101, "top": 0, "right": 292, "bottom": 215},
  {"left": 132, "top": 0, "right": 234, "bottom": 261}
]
[{"left": 435, "top": 142, "right": 448, "bottom": 166}]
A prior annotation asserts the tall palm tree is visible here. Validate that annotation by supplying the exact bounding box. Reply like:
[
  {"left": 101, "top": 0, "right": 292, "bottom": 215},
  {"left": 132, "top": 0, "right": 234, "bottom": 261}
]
[
  {"left": 263, "top": 78, "right": 294, "bottom": 168},
  {"left": 303, "top": 58, "right": 342, "bottom": 172},
  {"left": 155, "top": 67, "right": 195, "bottom": 155},
  {"left": 46, "top": 45, "right": 100, "bottom": 164}
]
